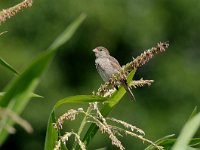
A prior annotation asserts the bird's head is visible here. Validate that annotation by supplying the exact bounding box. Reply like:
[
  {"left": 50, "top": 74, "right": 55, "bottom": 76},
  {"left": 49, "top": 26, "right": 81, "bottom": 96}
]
[{"left": 92, "top": 46, "right": 110, "bottom": 57}]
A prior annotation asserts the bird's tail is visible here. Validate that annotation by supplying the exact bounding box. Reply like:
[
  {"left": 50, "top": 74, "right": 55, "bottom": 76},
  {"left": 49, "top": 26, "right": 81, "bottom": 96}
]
[
  {"left": 121, "top": 80, "right": 135, "bottom": 101},
  {"left": 123, "top": 84, "right": 135, "bottom": 101}
]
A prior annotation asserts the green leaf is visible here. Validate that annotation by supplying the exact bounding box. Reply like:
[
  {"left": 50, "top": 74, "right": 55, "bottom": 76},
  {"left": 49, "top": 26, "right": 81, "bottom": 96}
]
[
  {"left": 31, "top": 93, "right": 44, "bottom": 99},
  {"left": 189, "top": 138, "right": 200, "bottom": 147},
  {"left": 44, "top": 111, "right": 58, "bottom": 150},
  {"left": 0, "top": 50, "right": 55, "bottom": 144},
  {"left": 188, "top": 106, "right": 198, "bottom": 120},
  {"left": 48, "top": 13, "right": 86, "bottom": 51},
  {"left": 0, "top": 14, "right": 86, "bottom": 145},
  {"left": 145, "top": 108, "right": 200, "bottom": 150},
  {"left": 185, "top": 147, "right": 198, "bottom": 150},
  {"left": 172, "top": 113, "right": 200, "bottom": 150},
  {"left": 82, "top": 70, "right": 136, "bottom": 148},
  {"left": 0, "top": 57, "right": 18, "bottom": 74},
  {"left": 145, "top": 136, "right": 200, "bottom": 150},
  {"left": 0, "top": 51, "right": 55, "bottom": 108},
  {"left": 145, "top": 134, "right": 175, "bottom": 150},
  {"left": 0, "top": 92, "right": 43, "bottom": 99},
  {"left": 44, "top": 95, "right": 108, "bottom": 150},
  {"left": 54, "top": 95, "right": 108, "bottom": 108},
  {"left": 61, "top": 142, "right": 69, "bottom": 150}
]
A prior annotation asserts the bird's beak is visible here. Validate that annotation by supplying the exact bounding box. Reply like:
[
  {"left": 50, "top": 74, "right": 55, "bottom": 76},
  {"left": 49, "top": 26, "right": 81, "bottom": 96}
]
[{"left": 92, "top": 48, "right": 98, "bottom": 53}]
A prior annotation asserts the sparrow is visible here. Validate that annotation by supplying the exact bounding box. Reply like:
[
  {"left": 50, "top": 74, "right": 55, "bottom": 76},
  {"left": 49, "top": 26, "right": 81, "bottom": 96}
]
[{"left": 93, "top": 46, "right": 135, "bottom": 101}]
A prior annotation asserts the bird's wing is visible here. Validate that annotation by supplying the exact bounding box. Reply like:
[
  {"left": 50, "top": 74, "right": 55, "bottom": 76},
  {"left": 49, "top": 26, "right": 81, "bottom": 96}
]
[{"left": 108, "top": 56, "right": 121, "bottom": 71}]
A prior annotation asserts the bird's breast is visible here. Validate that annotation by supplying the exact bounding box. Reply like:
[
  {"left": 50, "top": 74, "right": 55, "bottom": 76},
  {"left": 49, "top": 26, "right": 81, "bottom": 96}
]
[{"left": 95, "top": 57, "right": 119, "bottom": 81}]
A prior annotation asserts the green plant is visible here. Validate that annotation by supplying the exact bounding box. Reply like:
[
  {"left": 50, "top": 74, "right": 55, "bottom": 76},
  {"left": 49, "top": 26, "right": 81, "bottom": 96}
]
[
  {"left": 0, "top": 6, "right": 86, "bottom": 145},
  {"left": 1, "top": 1, "right": 200, "bottom": 149},
  {"left": 44, "top": 42, "right": 169, "bottom": 150},
  {"left": 145, "top": 107, "right": 200, "bottom": 150}
]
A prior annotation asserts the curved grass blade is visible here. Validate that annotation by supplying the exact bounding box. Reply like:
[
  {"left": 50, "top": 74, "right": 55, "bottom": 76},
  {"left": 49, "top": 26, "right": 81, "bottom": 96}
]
[
  {"left": 44, "top": 110, "right": 58, "bottom": 150},
  {"left": 145, "top": 137, "right": 200, "bottom": 150},
  {"left": 185, "top": 147, "right": 198, "bottom": 150},
  {"left": 0, "top": 50, "right": 55, "bottom": 144},
  {"left": 44, "top": 95, "right": 108, "bottom": 150},
  {"left": 189, "top": 138, "right": 200, "bottom": 147},
  {"left": 0, "top": 14, "right": 86, "bottom": 145},
  {"left": 145, "top": 108, "right": 200, "bottom": 150},
  {"left": 145, "top": 134, "right": 175, "bottom": 150},
  {"left": 82, "top": 70, "right": 136, "bottom": 148},
  {"left": 172, "top": 113, "right": 200, "bottom": 150},
  {"left": 0, "top": 57, "right": 18, "bottom": 74},
  {"left": 54, "top": 95, "right": 107, "bottom": 108},
  {"left": 0, "top": 31, "right": 8, "bottom": 37},
  {"left": 48, "top": 13, "right": 86, "bottom": 51},
  {"left": 188, "top": 106, "right": 198, "bottom": 120}
]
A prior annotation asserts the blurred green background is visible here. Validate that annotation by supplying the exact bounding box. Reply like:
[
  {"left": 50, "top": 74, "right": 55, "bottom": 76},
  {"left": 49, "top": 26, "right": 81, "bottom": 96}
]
[{"left": 0, "top": 0, "right": 200, "bottom": 149}]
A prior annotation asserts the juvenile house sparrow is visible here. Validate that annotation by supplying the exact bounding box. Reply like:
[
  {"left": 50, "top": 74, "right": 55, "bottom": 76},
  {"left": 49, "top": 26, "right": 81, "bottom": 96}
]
[{"left": 93, "top": 46, "right": 135, "bottom": 101}]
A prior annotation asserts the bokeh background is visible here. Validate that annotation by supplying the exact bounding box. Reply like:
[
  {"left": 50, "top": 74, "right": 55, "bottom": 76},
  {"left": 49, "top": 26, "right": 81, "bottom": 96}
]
[{"left": 0, "top": 0, "right": 200, "bottom": 149}]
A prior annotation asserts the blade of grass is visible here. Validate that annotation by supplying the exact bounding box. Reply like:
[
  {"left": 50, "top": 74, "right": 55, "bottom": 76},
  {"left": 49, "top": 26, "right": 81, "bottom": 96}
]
[
  {"left": 44, "top": 110, "right": 58, "bottom": 150},
  {"left": 0, "top": 50, "right": 55, "bottom": 144},
  {"left": 44, "top": 95, "right": 108, "bottom": 150},
  {"left": 145, "top": 137, "right": 200, "bottom": 150},
  {"left": 48, "top": 13, "right": 86, "bottom": 51},
  {"left": 145, "top": 134, "right": 175, "bottom": 150},
  {"left": 172, "top": 113, "right": 200, "bottom": 150},
  {"left": 81, "top": 70, "right": 136, "bottom": 149},
  {"left": 54, "top": 95, "right": 107, "bottom": 108},
  {"left": 188, "top": 106, "right": 198, "bottom": 120},
  {"left": 0, "top": 14, "right": 86, "bottom": 145},
  {"left": 185, "top": 147, "right": 198, "bottom": 150},
  {"left": 189, "top": 138, "right": 200, "bottom": 147},
  {"left": 0, "top": 57, "right": 18, "bottom": 74},
  {"left": 0, "top": 92, "right": 43, "bottom": 99},
  {"left": 0, "top": 31, "right": 8, "bottom": 37}
]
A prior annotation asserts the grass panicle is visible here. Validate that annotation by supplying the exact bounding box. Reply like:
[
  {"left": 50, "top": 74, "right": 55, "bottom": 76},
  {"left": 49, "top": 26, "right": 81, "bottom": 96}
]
[
  {"left": 54, "top": 102, "right": 162, "bottom": 150},
  {"left": 0, "top": 0, "right": 32, "bottom": 24},
  {"left": 54, "top": 131, "right": 86, "bottom": 150},
  {"left": 95, "top": 42, "right": 168, "bottom": 97}
]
